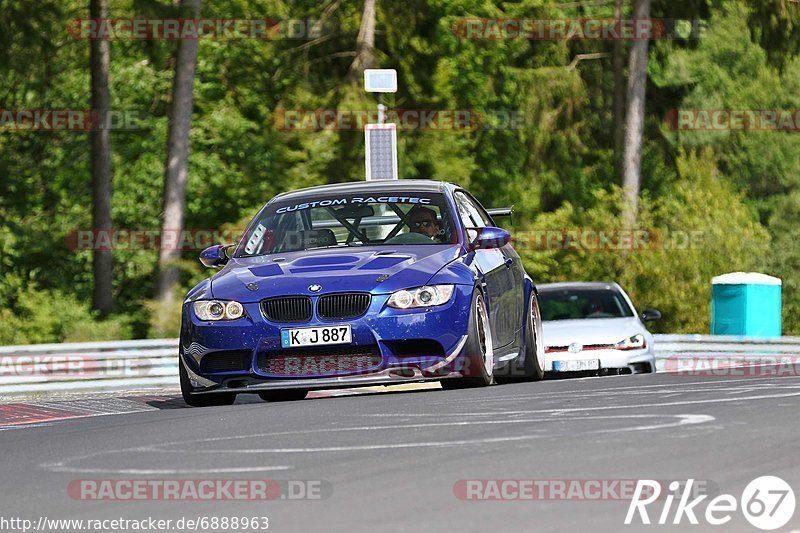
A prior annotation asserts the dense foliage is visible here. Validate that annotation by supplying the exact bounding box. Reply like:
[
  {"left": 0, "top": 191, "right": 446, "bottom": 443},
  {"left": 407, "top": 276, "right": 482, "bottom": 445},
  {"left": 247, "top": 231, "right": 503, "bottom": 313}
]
[{"left": 1, "top": 0, "right": 798, "bottom": 343}]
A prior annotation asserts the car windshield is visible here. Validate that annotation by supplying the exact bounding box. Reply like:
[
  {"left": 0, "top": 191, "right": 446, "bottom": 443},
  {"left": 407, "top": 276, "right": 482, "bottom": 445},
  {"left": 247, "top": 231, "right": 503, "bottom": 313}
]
[
  {"left": 234, "top": 192, "right": 456, "bottom": 257},
  {"left": 538, "top": 288, "right": 634, "bottom": 321}
]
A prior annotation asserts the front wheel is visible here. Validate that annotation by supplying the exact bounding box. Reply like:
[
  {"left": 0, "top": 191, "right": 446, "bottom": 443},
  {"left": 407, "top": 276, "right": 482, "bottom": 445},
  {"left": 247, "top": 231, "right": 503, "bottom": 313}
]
[
  {"left": 179, "top": 358, "right": 237, "bottom": 407},
  {"left": 441, "top": 290, "right": 494, "bottom": 389},
  {"left": 496, "top": 292, "right": 545, "bottom": 383}
]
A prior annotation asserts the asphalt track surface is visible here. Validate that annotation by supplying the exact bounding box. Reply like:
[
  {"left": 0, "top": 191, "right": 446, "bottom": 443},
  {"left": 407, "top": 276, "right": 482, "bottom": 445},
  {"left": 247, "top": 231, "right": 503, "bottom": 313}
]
[{"left": 2, "top": 371, "right": 800, "bottom": 533}]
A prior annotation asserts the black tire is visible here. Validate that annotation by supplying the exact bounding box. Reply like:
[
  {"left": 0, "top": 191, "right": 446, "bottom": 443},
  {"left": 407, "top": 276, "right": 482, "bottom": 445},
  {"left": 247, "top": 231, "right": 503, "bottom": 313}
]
[
  {"left": 258, "top": 390, "right": 309, "bottom": 402},
  {"left": 441, "top": 290, "right": 494, "bottom": 389},
  {"left": 179, "top": 358, "right": 237, "bottom": 407},
  {"left": 496, "top": 292, "right": 545, "bottom": 384}
]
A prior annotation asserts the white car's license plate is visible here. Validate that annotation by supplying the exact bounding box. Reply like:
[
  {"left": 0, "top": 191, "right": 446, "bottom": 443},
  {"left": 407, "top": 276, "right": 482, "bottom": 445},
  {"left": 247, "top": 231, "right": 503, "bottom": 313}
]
[
  {"left": 552, "top": 359, "right": 600, "bottom": 372},
  {"left": 281, "top": 325, "right": 352, "bottom": 348}
]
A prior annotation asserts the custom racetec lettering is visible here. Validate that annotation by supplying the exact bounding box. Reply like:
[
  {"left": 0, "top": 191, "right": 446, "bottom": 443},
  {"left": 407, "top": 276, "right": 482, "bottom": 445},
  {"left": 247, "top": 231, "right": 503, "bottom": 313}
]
[
  {"left": 275, "top": 198, "right": 348, "bottom": 213},
  {"left": 275, "top": 196, "right": 432, "bottom": 213}
]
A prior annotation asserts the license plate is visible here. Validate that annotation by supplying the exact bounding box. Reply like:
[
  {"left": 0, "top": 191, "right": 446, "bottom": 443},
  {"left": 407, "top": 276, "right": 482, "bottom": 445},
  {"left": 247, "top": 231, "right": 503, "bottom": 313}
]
[
  {"left": 552, "top": 359, "right": 600, "bottom": 372},
  {"left": 281, "top": 325, "right": 352, "bottom": 348}
]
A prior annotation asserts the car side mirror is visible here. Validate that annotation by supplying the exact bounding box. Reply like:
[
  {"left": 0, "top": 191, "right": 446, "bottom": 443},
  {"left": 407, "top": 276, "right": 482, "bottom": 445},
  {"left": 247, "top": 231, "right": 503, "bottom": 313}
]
[
  {"left": 200, "top": 244, "right": 233, "bottom": 268},
  {"left": 641, "top": 308, "right": 662, "bottom": 322},
  {"left": 469, "top": 227, "right": 511, "bottom": 250}
]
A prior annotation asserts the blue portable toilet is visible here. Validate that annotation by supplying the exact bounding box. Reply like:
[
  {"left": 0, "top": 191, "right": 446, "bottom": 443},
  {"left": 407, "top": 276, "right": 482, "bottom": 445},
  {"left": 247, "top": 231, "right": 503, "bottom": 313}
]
[{"left": 711, "top": 272, "right": 782, "bottom": 337}]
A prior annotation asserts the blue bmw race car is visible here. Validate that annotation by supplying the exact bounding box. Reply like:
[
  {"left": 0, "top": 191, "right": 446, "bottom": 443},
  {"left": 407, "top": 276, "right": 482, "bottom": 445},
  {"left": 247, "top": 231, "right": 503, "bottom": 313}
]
[{"left": 179, "top": 180, "right": 545, "bottom": 406}]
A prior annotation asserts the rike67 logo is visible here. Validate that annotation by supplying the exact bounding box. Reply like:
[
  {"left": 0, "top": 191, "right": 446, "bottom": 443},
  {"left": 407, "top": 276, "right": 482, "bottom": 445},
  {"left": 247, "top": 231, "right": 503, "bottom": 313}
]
[{"left": 625, "top": 477, "right": 796, "bottom": 530}]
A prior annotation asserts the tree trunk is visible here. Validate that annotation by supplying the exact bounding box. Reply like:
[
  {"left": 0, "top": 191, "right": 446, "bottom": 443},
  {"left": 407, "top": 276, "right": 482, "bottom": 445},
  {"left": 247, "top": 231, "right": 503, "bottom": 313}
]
[
  {"left": 156, "top": 0, "right": 201, "bottom": 324},
  {"left": 348, "top": 0, "right": 376, "bottom": 79},
  {"left": 89, "top": 0, "right": 113, "bottom": 317},
  {"left": 612, "top": 0, "right": 626, "bottom": 173},
  {"left": 621, "top": 0, "right": 651, "bottom": 228}
]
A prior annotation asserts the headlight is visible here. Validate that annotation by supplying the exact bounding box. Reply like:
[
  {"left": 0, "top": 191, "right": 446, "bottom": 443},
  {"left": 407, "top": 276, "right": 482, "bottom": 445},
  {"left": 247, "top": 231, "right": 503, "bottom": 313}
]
[
  {"left": 387, "top": 285, "right": 455, "bottom": 309},
  {"left": 193, "top": 300, "right": 246, "bottom": 321},
  {"left": 614, "top": 334, "right": 646, "bottom": 351}
]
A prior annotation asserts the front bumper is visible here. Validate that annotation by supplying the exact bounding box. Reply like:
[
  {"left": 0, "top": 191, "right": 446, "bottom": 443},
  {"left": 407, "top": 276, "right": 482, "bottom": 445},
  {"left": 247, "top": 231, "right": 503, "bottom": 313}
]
[
  {"left": 180, "top": 286, "right": 474, "bottom": 393},
  {"left": 182, "top": 343, "right": 467, "bottom": 394}
]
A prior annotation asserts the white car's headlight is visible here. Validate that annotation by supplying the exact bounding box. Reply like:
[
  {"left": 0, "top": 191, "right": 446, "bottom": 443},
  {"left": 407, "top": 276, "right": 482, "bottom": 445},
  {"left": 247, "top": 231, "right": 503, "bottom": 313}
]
[
  {"left": 615, "top": 333, "right": 646, "bottom": 351},
  {"left": 387, "top": 285, "right": 455, "bottom": 309},
  {"left": 193, "top": 300, "right": 246, "bottom": 321}
]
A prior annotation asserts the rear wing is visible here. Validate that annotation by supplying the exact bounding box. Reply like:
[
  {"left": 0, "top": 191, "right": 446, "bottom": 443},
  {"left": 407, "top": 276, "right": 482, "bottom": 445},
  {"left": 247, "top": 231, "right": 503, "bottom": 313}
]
[{"left": 486, "top": 206, "right": 513, "bottom": 223}]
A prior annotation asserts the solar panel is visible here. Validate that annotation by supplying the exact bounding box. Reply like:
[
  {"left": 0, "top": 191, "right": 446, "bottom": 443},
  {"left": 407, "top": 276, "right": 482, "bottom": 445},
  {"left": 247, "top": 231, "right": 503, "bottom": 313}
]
[
  {"left": 364, "top": 69, "right": 398, "bottom": 93},
  {"left": 365, "top": 123, "right": 398, "bottom": 180}
]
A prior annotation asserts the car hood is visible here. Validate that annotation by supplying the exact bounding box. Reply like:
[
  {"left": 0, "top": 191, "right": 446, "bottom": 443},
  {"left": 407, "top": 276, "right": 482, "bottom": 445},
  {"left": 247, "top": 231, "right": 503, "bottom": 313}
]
[
  {"left": 210, "top": 245, "right": 463, "bottom": 302},
  {"left": 541, "top": 317, "right": 646, "bottom": 347}
]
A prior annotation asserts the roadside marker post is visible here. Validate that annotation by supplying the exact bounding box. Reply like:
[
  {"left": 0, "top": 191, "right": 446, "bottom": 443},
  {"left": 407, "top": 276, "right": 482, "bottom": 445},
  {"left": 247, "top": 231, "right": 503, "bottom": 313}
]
[{"left": 364, "top": 69, "right": 398, "bottom": 180}]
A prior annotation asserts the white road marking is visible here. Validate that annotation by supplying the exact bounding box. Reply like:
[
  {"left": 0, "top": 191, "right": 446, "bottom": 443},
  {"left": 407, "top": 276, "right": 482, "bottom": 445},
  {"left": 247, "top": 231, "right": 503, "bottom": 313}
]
[
  {"left": 35, "top": 373, "right": 790, "bottom": 472},
  {"left": 361, "top": 390, "right": 800, "bottom": 417},
  {"left": 47, "top": 465, "right": 293, "bottom": 474},
  {"left": 161, "top": 434, "right": 546, "bottom": 454},
  {"left": 42, "top": 412, "right": 714, "bottom": 472},
  {"left": 147, "top": 413, "right": 706, "bottom": 448},
  {"left": 591, "top": 414, "right": 716, "bottom": 433},
  {"left": 463, "top": 374, "right": 800, "bottom": 399},
  {"left": 0, "top": 422, "right": 56, "bottom": 432}
]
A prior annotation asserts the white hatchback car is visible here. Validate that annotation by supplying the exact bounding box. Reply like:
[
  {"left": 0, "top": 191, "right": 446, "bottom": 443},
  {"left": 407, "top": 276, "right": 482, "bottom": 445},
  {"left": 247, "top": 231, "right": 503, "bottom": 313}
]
[{"left": 537, "top": 282, "right": 661, "bottom": 375}]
